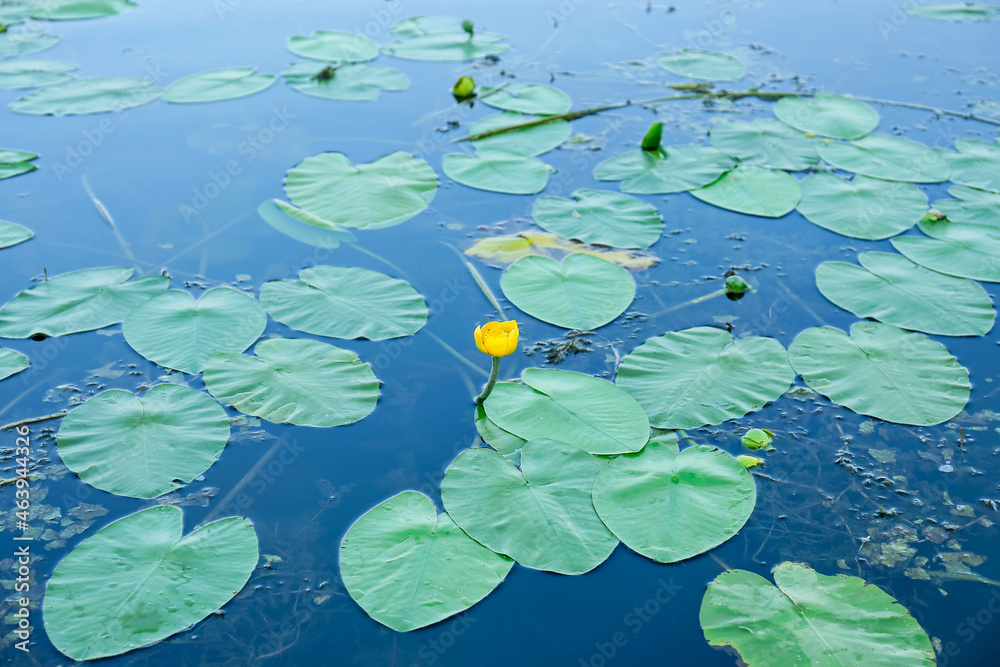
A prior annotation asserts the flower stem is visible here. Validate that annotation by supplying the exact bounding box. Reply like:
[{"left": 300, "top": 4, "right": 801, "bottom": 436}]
[{"left": 474, "top": 356, "right": 501, "bottom": 404}]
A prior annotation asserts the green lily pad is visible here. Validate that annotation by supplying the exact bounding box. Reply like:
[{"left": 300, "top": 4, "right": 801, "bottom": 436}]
[
  {"left": 0, "top": 220, "right": 33, "bottom": 248},
  {"left": 0, "top": 267, "right": 168, "bottom": 339},
  {"left": 0, "top": 162, "right": 36, "bottom": 180},
  {"left": 484, "top": 368, "right": 649, "bottom": 456},
  {"left": 381, "top": 31, "right": 511, "bottom": 61},
  {"left": 0, "top": 148, "right": 38, "bottom": 163},
  {"left": 531, "top": 189, "right": 663, "bottom": 249},
  {"left": 691, "top": 164, "right": 802, "bottom": 218},
  {"left": 474, "top": 404, "right": 526, "bottom": 455},
  {"left": 817, "top": 134, "right": 951, "bottom": 183},
  {"left": 123, "top": 288, "right": 267, "bottom": 374},
  {"left": 656, "top": 49, "right": 745, "bottom": 81},
  {"left": 282, "top": 61, "right": 409, "bottom": 101},
  {"left": 616, "top": 327, "right": 795, "bottom": 429},
  {"left": 709, "top": 118, "right": 820, "bottom": 171},
  {"left": 443, "top": 149, "right": 549, "bottom": 194},
  {"left": 259, "top": 265, "right": 427, "bottom": 341},
  {"left": 701, "top": 562, "right": 936, "bottom": 666},
  {"left": 203, "top": 338, "right": 379, "bottom": 427},
  {"left": 593, "top": 145, "right": 736, "bottom": 194},
  {"left": 469, "top": 111, "right": 571, "bottom": 156},
  {"left": 938, "top": 139, "right": 1000, "bottom": 193},
  {"left": 788, "top": 321, "right": 971, "bottom": 426},
  {"left": 10, "top": 77, "right": 161, "bottom": 116},
  {"left": 29, "top": 0, "right": 135, "bottom": 21},
  {"left": 774, "top": 93, "right": 879, "bottom": 140},
  {"left": 163, "top": 67, "right": 275, "bottom": 104},
  {"left": 933, "top": 186, "right": 1000, "bottom": 226},
  {"left": 284, "top": 151, "right": 437, "bottom": 230},
  {"left": 0, "top": 59, "right": 76, "bottom": 89},
  {"left": 56, "top": 384, "right": 231, "bottom": 498},
  {"left": 340, "top": 491, "right": 513, "bottom": 632},
  {"left": 593, "top": 442, "right": 756, "bottom": 563},
  {"left": 286, "top": 30, "right": 378, "bottom": 62},
  {"left": 442, "top": 439, "right": 618, "bottom": 575},
  {"left": 797, "top": 173, "right": 927, "bottom": 240},
  {"left": 256, "top": 199, "right": 357, "bottom": 248},
  {"left": 904, "top": 3, "right": 999, "bottom": 21},
  {"left": 43, "top": 506, "right": 258, "bottom": 661},
  {"left": 0, "top": 32, "right": 59, "bottom": 58},
  {"left": 500, "top": 253, "right": 635, "bottom": 330},
  {"left": 0, "top": 348, "right": 29, "bottom": 381},
  {"left": 480, "top": 83, "right": 572, "bottom": 115},
  {"left": 816, "top": 252, "right": 995, "bottom": 336},
  {"left": 389, "top": 15, "right": 466, "bottom": 35},
  {"left": 891, "top": 217, "right": 1000, "bottom": 282},
  {"left": 0, "top": 5, "right": 31, "bottom": 24}
]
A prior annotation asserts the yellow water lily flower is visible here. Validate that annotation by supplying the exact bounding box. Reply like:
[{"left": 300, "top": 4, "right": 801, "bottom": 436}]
[{"left": 474, "top": 320, "right": 519, "bottom": 357}]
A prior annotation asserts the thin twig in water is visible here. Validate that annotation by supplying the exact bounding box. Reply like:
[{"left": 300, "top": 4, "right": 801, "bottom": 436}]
[{"left": 2, "top": 412, "right": 68, "bottom": 430}]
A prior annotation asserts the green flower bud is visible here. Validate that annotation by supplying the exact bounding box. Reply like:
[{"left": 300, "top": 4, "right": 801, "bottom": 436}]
[
  {"left": 641, "top": 122, "right": 663, "bottom": 152},
  {"left": 453, "top": 76, "right": 476, "bottom": 102},
  {"left": 462, "top": 19, "right": 475, "bottom": 36},
  {"left": 920, "top": 208, "right": 946, "bottom": 224},
  {"left": 725, "top": 275, "right": 750, "bottom": 295}
]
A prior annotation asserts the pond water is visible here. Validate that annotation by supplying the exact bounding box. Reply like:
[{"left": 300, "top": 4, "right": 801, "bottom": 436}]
[{"left": 1, "top": 0, "right": 1000, "bottom": 665}]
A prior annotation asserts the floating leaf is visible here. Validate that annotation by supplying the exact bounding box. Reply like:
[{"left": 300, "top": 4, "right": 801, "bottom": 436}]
[
  {"left": 0, "top": 348, "right": 28, "bottom": 381},
  {"left": 593, "top": 145, "right": 735, "bottom": 194},
  {"left": 256, "top": 199, "right": 357, "bottom": 248},
  {"left": 123, "top": 288, "right": 267, "bottom": 374},
  {"left": 340, "top": 491, "right": 513, "bottom": 632},
  {"left": 469, "top": 112, "right": 571, "bottom": 156},
  {"left": 260, "top": 265, "right": 427, "bottom": 341},
  {"left": 0, "top": 162, "right": 36, "bottom": 180},
  {"left": 0, "top": 220, "right": 33, "bottom": 249},
  {"left": 10, "top": 77, "right": 161, "bottom": 115},
  {"left": 282, "top": 61, "right": 409, "bottom": 101},
  {"left": 500, "top": 253, "right": 635, "bottom": 330},
  {"left": 474, "top": 404, "right": 526, "bottom": 455},
  {"left": 904, "top": 3, "right": 999, "bottom": 21},
  {"left": 0, "top": 59, "right": 76, "bottom": 89},
  {"left": 0, "top": 5, "right": 30, "bottom": 23},
  {"left": 480, "top": 82, "right": 572, "bottom": 115},
  {"left": 774, "top": 93, "right": 879, "bottom": 140},
  {"left": 0, "top": 267, "right": 168, "bottom": 339},
  {"left": 389, "top": 15, "right": 467, "bottom": 36},
  {"left": 797, "top": 173, "right": 927, "bottom": 240},
  {"left": 531, "top": 189, "right": 663, "bottom": 249},
  {"left": 442, "top": 439, "right": 617, "bottom": 575},
  {"left": 933, "top": 186, "right": 1000, "bottom": 226},
  {"left": 891, "top": 217, "right": 1000, "bottom": 282},
  {"left": 816, "top": 134, "right": 950, "bottom": 183},
  {"left": 593, "top": 441, "right": 756, "bottom": 563},
  {"left": 616, "top": 327, "right": 795, "bottom": 429},
  {"left": 284, "top": 151, "right": 437, "bottom": 230},
  {"left": 203, "top": 338, "right": 379, "bottom": 427},
  {"left": 56, "top": 384, "right": 230, "bottom": 498},
  {"left": 0, "top": 148, "right": 38, "bottom": 163},
  {"left": 816, "top": 252, "right": 994, "bottom": 337},
  {"left": 286, "top": 30, "right": 378, "bottom": 62},
  {"left": 691, "top": 164, "right": 801, "bottom": 218},
  {"left": 701, "top": 562, "right": 936, "bottom": 666},
  {"left": 163, "top": 67, "right": 275, "bottom": 103},
  {"left": 482, "top": 368, "right": 649, "bottom": 456},
  {"left": 381, "top": 30, "right": 510, "bottom": 61},
  {"left": 443, "top": 149, "right": 549, "bottom": 194},
  {"left": 656, "top": 49, "right": 745, "bottom": 81},
  {"left": 938, "top": 139, "right": 1000, "bottom": 193},
  {"left": 788, "top": 321, "right": 970, "bottom": 426},
  {"left": 465, "top": 231, "right": 658, "bottom": 271},
  {"left": 43, "top": 506, "right": 258, "bottom": 661},
  {"left": 0, "top": 32, "right": 59, "bottom": 58},
  {"left": 29, "top": 0, "right": 135, "bottom": 21},
  {"left": 709, "top": 118, "right": 820, "bottom": 171}
]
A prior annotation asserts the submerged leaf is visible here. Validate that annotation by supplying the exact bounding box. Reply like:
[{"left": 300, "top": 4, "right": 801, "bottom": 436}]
[{"left": 256, "top": 199, "right": 358, "bottom": 248}]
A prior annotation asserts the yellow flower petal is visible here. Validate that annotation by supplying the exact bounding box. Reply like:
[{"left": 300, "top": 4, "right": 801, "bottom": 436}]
[{"left": 475, "top": 320, "right": 519, "bottom": 357}]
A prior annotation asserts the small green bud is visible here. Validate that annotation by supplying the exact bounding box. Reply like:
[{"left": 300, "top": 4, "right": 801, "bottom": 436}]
[
  {"left": 452, "top": 76, "right": 476, "bottom": 101},
  {"left": 737, "top": 455, "right": 765, "bottom": 469},
  {"left": 462, "top": 19, "right": 475, "bottom": 36},
  {"left": 0, "top": 24, "right": 8, "bottom": 34},
  {"left": 725, "top": 275, "right": 749, "bottom": 295},
  {"left": 920, "top": 208, "right": 946, "bottom": 224},
  {"left": 741, "top": 428, "right": 774, "bottom": 451},
  {"left": 641, "top": 121, "right": 663, "bottom": 152}
]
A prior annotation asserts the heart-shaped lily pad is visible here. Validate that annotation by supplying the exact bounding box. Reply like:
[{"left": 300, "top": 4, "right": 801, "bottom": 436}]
[
  {"left": 817, "top": 135, "right": 950, "bottom": 183},
  {"left": 442, "top": 439, "right": 618, "bottom": 574},
  {"left": 57, "top": 384, "right": 231, "bottom": 498},
  {"left": 690, "top": 164, "right": 801, "bottom": 218},
  {"left": 891, "top": 218, "right": 1000, "bottom": 282},
  {"left": 709, "top": 118, "right": 820, "bottom": 171},
  {"left": 0, "top": 348, "right": 29, "bottom": 381},
  {"left": 796, "top": 173, "right": 926, "bottom": 240},
  {"left": 657, "top": 49, "right": 745, "bottom": 81},
  {"left": 340, "top": 491, "right": 513, "bottom": 632},
  {"left": 774, "top": 93, "right": 879, "bottom": 140},
  {"left": 592, "top": 442, "right": 756, "bottom": 563},
  {"left": 162, "top": 67, "right": 275, "bottom": 104},
  {"left": 43, "top": 506, "right": 258, "bottom": 661},
  {"left": 531, "top": 189, "right": 663, "bottom": 249},
  {"left": 443, "top": 149, "right": 549, "bottom": 194},
  {"left": 593, "top": 145, "right": 735, "bottom": 194}
]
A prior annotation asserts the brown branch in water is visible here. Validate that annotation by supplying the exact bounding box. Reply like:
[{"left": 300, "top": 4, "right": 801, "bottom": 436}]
[
  {"left": 455, "top": 88, "right": 1000, "bottom": 144},
  {"left": 1, "top": 412, "right": 68, "bottom": 430}
]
